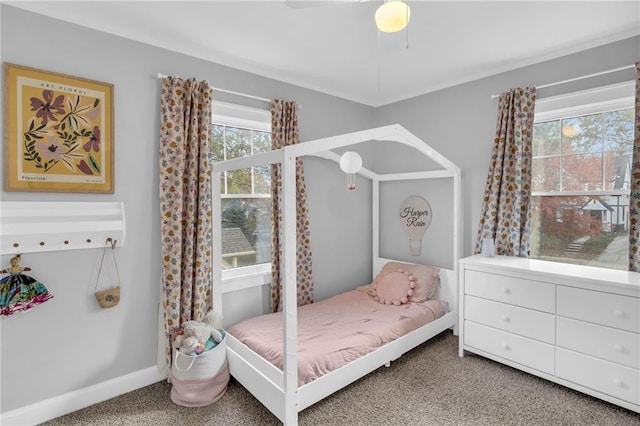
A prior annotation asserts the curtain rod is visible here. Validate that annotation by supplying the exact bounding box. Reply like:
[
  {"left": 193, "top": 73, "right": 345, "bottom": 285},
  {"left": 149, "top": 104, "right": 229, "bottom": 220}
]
[
  {"left": 490, "top": 64, "right": 635, "bottom": 99},
  {"left": 157, "top": 73, "right": 271, "bottom": 103}
]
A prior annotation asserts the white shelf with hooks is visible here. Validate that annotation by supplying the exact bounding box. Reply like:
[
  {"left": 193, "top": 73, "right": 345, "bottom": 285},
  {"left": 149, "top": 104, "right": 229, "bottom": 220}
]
[{"left": 0, "top": 201, "right": 126, "bottom": 254}]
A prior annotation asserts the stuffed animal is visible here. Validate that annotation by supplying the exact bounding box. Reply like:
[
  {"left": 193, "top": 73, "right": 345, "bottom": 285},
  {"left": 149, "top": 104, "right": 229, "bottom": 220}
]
[
  {"left": 202, "top": 310, "right": 224, "bottom": 343},
  {"left": 181, "top": 336, "right": 203, "bottom": 355},
  {"left": 173, "top": 310, "right": 224, "bottom": 355}
]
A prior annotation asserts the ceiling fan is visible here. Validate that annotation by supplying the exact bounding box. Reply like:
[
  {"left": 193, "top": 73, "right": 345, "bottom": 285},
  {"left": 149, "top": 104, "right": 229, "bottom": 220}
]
[{"left": 285, "top": 0, "right": 411, "bottom": 33}]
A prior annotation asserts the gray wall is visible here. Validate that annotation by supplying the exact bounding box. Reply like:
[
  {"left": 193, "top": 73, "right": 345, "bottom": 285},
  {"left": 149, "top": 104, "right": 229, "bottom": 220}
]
[
  {"left": 380, "top": 178, "right": 454, "bottom": 270},
  {"left": 1, "top": 3, "right": 638, "bottom": 416},
  {"left": 0, "top": 5, "right": 374, "bottom": 413},
  {"left": 374, "top": 36, "right": 640, "bottom": 257}
]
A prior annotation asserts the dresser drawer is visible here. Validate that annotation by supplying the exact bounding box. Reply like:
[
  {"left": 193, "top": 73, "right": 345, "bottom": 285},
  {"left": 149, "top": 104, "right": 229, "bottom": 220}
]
[
  {"left": 464, "top": 321, "right": 555, "bottom": 374},
  {"left": 464, "top": 270, "right": 555, "bottom": 313},
  {"left": 557, "top": 286, "right": 640, "bottom": 333},
  {"left": 465, "top": 295, "right": 555, "bottom": 344},
  {"left": 556, "top": 347, "right": 640, "bottom": 405},
  {"left": 557, "top": 317, "right": 640, "bottom": 369}
]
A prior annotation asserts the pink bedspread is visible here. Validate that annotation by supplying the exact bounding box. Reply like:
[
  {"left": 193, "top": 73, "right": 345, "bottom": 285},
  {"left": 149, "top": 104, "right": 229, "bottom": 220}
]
[{"left": 227, "top": 288, "right": 446, "bottom": 386}]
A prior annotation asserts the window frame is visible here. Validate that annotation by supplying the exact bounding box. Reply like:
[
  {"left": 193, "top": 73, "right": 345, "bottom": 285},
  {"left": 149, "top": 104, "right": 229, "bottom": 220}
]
[
  {"left": 529, "top": 81, "right": 634, "bottom": 268},
  {"left": 533, "top": 81, "right": 634, "bottom": 199},
  {"left": 212, "top": 101, "right": 272, "bottom": 292}
]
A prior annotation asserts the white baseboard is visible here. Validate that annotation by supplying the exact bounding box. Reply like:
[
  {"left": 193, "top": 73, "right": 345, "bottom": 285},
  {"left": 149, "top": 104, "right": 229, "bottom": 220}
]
[{"left": 1, "top": 366, "right": 167, "bottom": 426}]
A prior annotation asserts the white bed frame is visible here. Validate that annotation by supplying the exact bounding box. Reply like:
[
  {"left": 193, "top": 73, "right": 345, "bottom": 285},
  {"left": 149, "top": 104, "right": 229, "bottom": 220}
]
[{"left": 211, "top": 124, "right": 462, "bottom": 425}]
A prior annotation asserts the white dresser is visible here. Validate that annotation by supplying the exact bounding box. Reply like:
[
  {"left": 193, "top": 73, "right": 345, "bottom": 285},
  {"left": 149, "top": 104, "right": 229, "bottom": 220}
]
[{"left": 459, "top": 255, "right": 640, "bottom": 413}]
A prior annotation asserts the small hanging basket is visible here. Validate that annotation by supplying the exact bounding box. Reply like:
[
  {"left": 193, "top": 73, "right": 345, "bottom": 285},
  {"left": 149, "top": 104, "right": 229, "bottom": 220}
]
[
  {"left": 94, "top": 238, "right": 121, "bottom": 309},
  {"left": 95, "top": 286, "right": 120, "bottom": 308}
]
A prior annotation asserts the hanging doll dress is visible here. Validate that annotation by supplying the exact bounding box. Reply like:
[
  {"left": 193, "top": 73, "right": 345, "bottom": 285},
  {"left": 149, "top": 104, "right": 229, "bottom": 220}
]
[{"left": 0, "top": 256, "right": 53, "bottom": 317}]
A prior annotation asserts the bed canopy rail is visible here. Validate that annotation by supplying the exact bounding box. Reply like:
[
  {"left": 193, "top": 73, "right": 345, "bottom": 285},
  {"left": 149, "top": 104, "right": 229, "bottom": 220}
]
[
  {"left": 307, "top": 151, "right": 460, "bottom": 182},
  {"left": 211, "top": 123, "right": 462, "bottom": 425},
  {"left": 284, "top": 125, "right": 458, "bottom": 172},
  {"left": 308, "top": 150, "right": 377, "bottom": 180},
  {"left": 211, "top": 124, "right": 461, "bottom": 184}
]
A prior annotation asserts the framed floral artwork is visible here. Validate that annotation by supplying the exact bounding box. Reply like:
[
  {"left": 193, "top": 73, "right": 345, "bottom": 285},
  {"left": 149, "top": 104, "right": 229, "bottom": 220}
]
[{"left": 4, "top": 63, "right": 114, "bottom": 193}]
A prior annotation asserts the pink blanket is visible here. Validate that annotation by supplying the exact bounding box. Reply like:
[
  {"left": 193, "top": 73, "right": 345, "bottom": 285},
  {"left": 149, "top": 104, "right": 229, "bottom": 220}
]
[{"left": 227, "top": 288, "right": 446, "bottom": 386}]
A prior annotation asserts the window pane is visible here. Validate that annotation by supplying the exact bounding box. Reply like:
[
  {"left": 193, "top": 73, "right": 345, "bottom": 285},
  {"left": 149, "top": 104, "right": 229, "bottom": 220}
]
[
  {"left": 249, "top": 131, "right": 271, "bottom": 194},
  {"left": 211, "top": 125, "right": 225, "bottom": 161},
  {"left": 531, "top": 101, "right": 632, "bottom": 271},
  {"left": 221, "top": 198, "right": 272, "bottom": 268},
  {"left": 253, "top": 130, "right": 271, "bottom": 153},
  {"left": 561, "top": 115, "right": 603, "bottom": 154},
  {"left": 212, "top": 125, "right": 227, "bottom": 193},
  {"left": 533, "top": 121, "right": 560, "bottom": 156},
  {"left": 561, "top": 153, "right": 602, "bottom": 191},
  {"left": 212, "top": 113, "right": 272, "bottom": 270},
  {"left": 604, "top": 109, "right": 633, "bottom": 153},
  {"left": 227, "top": 168, "right": 252, "bottom": 194},
  {"left": 530, "top": 195, "right": 629, "bottom": 270},
  {"left": 225, "top": 127, "right": 252, "bottom": 159},
  {"left": 604, "top": 152, "right": 631, "bottom": 191},
  {"left": 254, "top": 165, "right": 271, "bottom": 194},
  {"left": 532, "top": 156, "right": 560, "bottom": 192}
]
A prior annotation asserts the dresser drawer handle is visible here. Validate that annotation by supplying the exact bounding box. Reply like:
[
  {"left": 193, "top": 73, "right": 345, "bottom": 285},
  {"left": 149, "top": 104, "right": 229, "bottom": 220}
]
[
  {"left": 501, "top": 287, "right": 511, "bottom": 295},
  {"left": 501, "top": 315, "right": 510, "bottom": 323},
  {"left": 613, "top": 343, "right": 624, "bottom": 352},
  {"left": 500, "top": 342, "right": 510, "bottom": 351},
  {"left": 613, "top": 309, "right": 625, "bottom": 318}
]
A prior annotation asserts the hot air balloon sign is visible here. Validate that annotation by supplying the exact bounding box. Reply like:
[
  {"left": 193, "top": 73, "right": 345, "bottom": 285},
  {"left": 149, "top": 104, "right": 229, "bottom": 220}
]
[{"left": 399, "top": 195, "right": 432, "bottom": 256}]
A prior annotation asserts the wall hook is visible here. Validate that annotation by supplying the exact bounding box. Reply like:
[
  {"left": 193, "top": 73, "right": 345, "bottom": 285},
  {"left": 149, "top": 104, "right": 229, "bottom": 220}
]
[{"left": 106, "top": 237, "right": 117, "bottom": 248}]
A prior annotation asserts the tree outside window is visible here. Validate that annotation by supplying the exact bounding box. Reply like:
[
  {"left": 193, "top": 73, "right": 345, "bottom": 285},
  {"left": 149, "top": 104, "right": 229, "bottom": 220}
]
[
  {"left": 530, "top": 108, "right": 633, "bottom": 270},
  {"left": 212, "top": 123, "right": 271, "bottom": 269}
]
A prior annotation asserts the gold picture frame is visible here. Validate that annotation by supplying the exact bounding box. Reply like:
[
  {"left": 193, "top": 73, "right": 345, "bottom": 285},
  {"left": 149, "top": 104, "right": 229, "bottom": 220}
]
[{"left": 4, "top": 63, "right": 114, "bottom": 193}]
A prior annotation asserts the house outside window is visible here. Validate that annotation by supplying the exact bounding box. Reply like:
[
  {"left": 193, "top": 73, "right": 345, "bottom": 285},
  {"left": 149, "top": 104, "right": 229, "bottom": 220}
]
[
  {"left": 212, "top": 102, "right": 271, "bottom": 276},
  {"left": 529, "top": 82, "right": 634, "bottom": 270}
]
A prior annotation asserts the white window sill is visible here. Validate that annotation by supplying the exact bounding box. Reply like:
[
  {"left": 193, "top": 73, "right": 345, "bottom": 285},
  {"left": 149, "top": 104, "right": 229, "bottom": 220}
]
[{"left": 221, "top": 263, "right": 271, "bottom": 294}]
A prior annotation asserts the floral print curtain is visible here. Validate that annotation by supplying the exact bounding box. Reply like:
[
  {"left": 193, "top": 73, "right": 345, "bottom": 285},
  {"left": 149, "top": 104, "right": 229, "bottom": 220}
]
[
  {"left": 629, "top": 62, "right": 640, "bottom": 271},
  {"left": 475, "top": 87, "right": 536, "bottom": 257},
  {"left": 270, "top": 99, "right": 313, "bottom": 313},
  {"left": 158, "top": 76, "right": 213, "bottom": 366}
]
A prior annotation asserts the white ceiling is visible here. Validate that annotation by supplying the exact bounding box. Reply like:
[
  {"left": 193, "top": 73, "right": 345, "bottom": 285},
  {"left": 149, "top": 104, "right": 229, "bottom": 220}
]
[{"left": 7, "top": 0, "right": 640, "bottom": 107}]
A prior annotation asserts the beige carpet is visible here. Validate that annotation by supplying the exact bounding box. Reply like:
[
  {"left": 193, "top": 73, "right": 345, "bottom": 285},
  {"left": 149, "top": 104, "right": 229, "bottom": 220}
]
[{"left": 42, "top": 331, "right": 640, "bottom": 425}]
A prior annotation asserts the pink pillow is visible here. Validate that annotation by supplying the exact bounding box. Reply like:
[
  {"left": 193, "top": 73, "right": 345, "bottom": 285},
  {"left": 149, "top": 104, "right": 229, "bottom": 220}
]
[
  {"left": 373, "top": 262, "right": 440, "bottom": 302},
  {"left": 372, "top": 271, "right": 415, "bottom": 306}
]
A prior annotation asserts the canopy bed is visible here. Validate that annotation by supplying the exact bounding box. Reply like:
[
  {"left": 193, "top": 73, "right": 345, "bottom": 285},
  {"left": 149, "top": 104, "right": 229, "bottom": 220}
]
[{"left": 211, "top": 124, "right": 462, "bottom": 425}]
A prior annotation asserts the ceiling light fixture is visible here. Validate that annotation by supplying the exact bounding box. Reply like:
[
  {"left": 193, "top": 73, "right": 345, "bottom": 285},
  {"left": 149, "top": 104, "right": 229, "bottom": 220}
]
[{"left": 375, "top": 0, "right": 411, "bottom": 33}]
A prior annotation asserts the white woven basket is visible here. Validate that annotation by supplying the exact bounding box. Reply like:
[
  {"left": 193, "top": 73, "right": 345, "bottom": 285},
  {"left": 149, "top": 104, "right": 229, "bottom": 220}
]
[{"left": 171, "top": 335, "right": 227, "bottom": 381}]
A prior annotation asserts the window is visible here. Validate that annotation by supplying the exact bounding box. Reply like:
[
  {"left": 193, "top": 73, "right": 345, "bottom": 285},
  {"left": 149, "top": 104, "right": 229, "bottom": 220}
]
[
  {"left": 212, "top": 102, "right": 271, "bottom": 273},
  {"left": 529, "top": 82, "right": 634, "bottom": 270}
]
